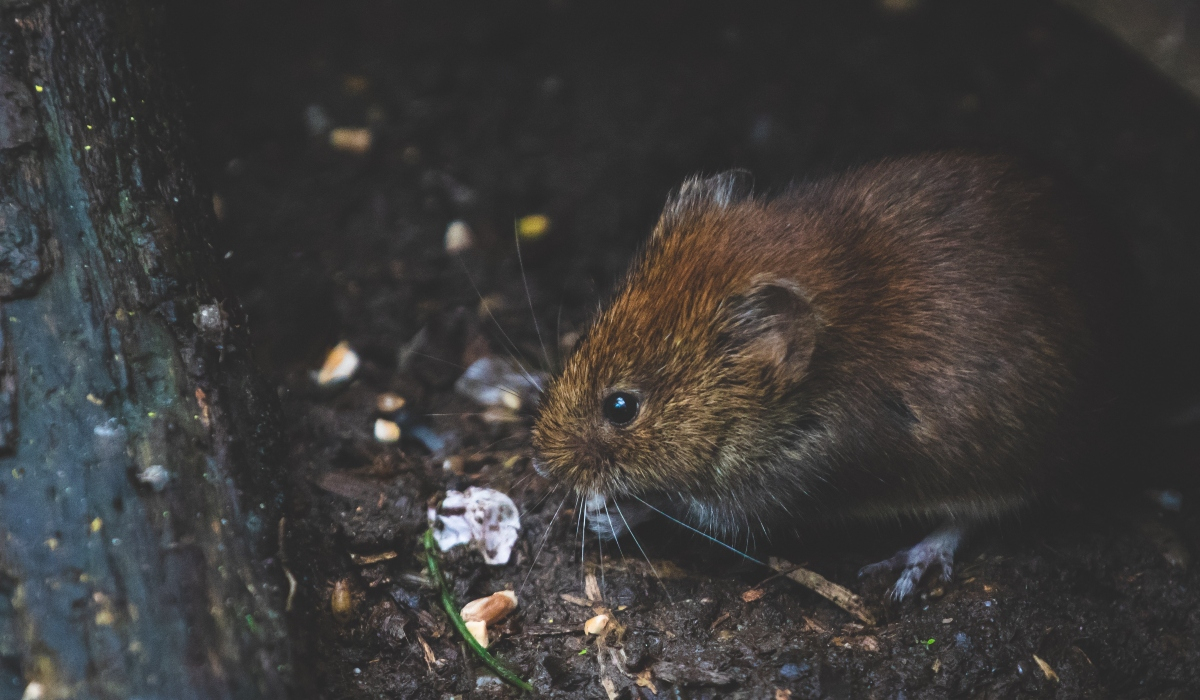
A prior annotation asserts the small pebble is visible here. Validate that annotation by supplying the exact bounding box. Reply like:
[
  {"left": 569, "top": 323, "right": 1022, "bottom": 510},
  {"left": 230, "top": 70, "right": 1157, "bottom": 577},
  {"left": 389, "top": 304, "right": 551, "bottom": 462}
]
[
  {"left": 374, "top": 419, "right": 401, "bottom": 443},
  {"left": 444, "top": 220, "right": 474, "bottom": 254}
]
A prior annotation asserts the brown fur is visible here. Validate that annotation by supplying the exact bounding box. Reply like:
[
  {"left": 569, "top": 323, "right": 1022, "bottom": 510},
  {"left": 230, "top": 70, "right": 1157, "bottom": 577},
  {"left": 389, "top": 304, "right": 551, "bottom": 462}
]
[{"left": 533, "top": 153, "right": 1095, "bottom": 537}]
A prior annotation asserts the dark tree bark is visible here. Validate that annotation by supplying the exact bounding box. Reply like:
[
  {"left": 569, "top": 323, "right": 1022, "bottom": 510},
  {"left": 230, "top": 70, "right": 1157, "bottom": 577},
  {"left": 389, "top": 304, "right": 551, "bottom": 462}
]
[{"left": 0, "top": 0, "right": 289, "bottom": 697}]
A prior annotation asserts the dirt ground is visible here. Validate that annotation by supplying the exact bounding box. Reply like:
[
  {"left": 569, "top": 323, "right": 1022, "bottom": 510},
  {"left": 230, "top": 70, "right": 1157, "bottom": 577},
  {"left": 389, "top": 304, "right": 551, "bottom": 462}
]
[{"left": 175, "top": 1, "right": 1200, "bottom": 697}]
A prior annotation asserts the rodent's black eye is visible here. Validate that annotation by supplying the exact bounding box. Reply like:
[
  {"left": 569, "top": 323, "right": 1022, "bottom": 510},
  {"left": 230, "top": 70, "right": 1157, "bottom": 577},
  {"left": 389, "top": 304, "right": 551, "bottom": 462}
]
[{"left": 602, "top": 392, "right": 640, "bottom": 426}]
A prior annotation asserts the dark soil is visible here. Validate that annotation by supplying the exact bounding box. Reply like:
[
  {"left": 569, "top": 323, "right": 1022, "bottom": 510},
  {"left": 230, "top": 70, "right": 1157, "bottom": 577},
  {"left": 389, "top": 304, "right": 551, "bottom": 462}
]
[{"left": 175, "top": 1, "right": 1200, "bottom": 697}]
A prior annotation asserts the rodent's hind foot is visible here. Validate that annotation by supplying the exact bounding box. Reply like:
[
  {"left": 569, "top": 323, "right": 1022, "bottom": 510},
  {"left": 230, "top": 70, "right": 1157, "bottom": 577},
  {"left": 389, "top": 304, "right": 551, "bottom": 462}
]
[{"left": 858, "top": 521, "right": 966, "bottom": 601}]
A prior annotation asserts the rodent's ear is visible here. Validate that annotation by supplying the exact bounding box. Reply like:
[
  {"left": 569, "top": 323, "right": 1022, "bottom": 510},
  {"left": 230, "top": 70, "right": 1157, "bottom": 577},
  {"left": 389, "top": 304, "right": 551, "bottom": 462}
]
[
  {"left": 660, "top": 170, "right": 754, "bottom": 228},
  {"left": 721, "top": 277, "right": 817, "bottom": 380}
]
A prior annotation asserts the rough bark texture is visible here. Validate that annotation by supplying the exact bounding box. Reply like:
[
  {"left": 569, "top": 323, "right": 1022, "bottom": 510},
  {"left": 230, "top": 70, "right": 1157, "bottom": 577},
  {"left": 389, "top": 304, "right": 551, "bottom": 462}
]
[{"left": 0, "top": 1, "right": 288, "bottom": 698}]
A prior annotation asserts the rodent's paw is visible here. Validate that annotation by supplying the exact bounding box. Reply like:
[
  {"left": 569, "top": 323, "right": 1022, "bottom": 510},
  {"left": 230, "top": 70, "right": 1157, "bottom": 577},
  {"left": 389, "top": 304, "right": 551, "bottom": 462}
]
[{"left": 858, "top": 523, "right": 964, "bottom": 601}]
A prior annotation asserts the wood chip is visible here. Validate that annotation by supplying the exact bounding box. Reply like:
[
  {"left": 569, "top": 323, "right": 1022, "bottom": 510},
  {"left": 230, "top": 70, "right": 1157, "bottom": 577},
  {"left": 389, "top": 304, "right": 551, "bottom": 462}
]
[
  {"left": 349, "top": 551, "right": 398, "bottom": 565},
  {"left": 560, "top": 593, "right": 591, "bottom": 607},
  {"left": 416, "top": 633, "right": 437, "bottom": 670},
  {"left": 585, "top": 572, "right": 602, "bottom": 602},
  {"left": 600, "top": 677, "right": 618, "bottom": 700},
  {"left": 1033, "top": 654, "right": 1059, "bottom": 682},
  {"left": 769, "top": 557, "right": 876, "bottom": 625}
]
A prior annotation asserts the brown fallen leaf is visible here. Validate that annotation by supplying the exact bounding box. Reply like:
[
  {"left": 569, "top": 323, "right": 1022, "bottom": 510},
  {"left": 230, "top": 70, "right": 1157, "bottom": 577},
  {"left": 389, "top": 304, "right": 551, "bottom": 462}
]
[
  {"left": 769, "top": 557, "right": 876, "bottom": 625},
  {"left": 742, "top": 587, "right": 766, "bottom": 603}
]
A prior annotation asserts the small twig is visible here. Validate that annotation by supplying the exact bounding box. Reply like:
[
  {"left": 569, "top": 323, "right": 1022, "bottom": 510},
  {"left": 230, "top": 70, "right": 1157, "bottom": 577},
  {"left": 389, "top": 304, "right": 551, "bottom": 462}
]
[
  {"left": 423, "top": 530, "right": 533, "bottom": 692},
  {"left": 769, "top": 557, "right": 877, "bottom": 625}
]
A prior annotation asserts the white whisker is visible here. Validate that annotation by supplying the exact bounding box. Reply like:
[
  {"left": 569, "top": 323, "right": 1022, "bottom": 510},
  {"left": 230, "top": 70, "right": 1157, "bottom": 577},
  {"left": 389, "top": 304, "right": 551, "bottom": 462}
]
[
  {"left": 613, "top": 501, "right": 672, "bottom": 603},
  {"left": 629, "top": 495, "right": 766, "bottom": 566}
]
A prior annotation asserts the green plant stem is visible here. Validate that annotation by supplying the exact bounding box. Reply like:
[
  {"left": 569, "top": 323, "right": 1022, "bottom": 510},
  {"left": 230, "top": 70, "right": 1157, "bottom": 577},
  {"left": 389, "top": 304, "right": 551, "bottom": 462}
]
[{"left": 423, "top": 529, "right": 534, "bottom": 693}]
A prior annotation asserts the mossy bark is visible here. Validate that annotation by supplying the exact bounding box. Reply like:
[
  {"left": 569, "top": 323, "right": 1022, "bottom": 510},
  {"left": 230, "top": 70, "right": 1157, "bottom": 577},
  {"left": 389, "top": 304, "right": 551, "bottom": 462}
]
[{"left": 0, "top": 1, "right": 288, "bottom": 698}]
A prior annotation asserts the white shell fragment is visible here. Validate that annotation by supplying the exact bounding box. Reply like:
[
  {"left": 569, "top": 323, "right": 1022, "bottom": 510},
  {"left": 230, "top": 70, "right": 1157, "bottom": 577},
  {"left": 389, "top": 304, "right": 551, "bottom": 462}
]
[
  {"left": 374, "top": 419, "right": 401, "bottom": 443},
  {"left": 444, "top": 220, "right": 474, "bottom": 254},
  {"left": 461, "top": 590, "right": 517, "bottom": 625},
  {"left": 465, "top": 619, "right": 489, "bottom": 648},
  {"left": 316, "top": 341, "right": 360, "bottom": 386},
  {"left": 584, "top": 613, "right": 611, "bottom": 635},
  {"left": 429, "top": 487, "right": 521, "bottom": 565},
  {"left": 454, "top": 356, "right": 546, "bottom": 411}
]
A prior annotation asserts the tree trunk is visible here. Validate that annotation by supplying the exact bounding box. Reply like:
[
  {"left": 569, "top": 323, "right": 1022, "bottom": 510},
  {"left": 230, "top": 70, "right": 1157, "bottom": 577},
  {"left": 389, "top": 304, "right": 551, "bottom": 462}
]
[{"left": 0, "top": 1, "right": 289, "bottom": 698}]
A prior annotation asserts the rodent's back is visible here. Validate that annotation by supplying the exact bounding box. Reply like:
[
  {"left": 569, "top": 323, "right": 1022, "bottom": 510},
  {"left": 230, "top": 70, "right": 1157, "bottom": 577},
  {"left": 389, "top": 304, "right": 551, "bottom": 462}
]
[{"left": 534, "top": 154, "right": 1095, "bottom": 534}]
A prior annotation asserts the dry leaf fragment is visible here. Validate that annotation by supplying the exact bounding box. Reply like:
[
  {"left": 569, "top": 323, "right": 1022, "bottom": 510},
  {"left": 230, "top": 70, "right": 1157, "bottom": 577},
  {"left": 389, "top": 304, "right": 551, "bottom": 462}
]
[
  {"left": 1033, "top": 654, "right": 1059, "bottom": 682},
  {"left": 560, "top": 593, "right": 591, "bottom": 607},
  {"left": 775, "top": 690, "right": 793, "bottom": 700},
  {"left": 635, "top": 669, "right": 657, "bottom": 694},
  {"left": 461, "top": 590, "right": 517, "bottom": 625}
]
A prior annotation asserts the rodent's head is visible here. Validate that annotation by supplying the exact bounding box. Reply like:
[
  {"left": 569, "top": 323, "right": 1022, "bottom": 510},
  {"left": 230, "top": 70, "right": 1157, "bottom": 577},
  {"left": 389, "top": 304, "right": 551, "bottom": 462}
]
[{"left": 533, "top": 173, "right": 820, "bottom": 515}]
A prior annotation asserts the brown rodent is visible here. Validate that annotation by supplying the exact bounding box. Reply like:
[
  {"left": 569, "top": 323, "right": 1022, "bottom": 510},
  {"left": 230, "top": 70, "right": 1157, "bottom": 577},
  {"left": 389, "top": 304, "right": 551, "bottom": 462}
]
[{"left": 532, "top": 153, "right": 1099, "bottom": 598}]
